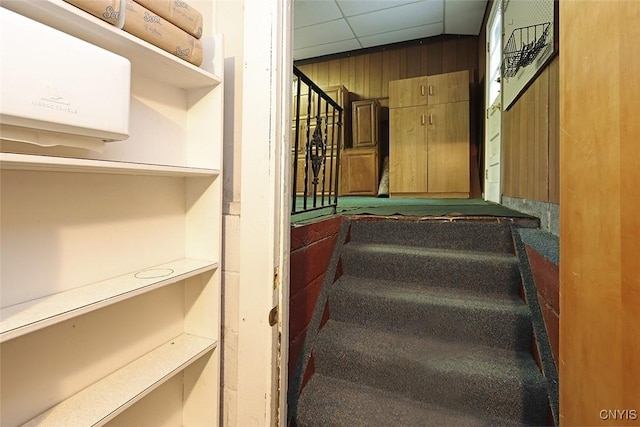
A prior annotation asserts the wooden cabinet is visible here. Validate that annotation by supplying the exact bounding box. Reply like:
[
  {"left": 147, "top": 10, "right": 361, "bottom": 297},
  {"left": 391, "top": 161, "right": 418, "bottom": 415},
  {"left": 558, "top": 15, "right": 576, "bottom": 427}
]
[
  {"left": 352, "top": 99, "right": 379, "bottom": 148},
  {"left": 341, "top": 148, "right": 379, "bottom": 195},
  {"left": 0, "top": 2, "right": 223, "bottom": 426},
  {"left": 341, "top": 99, "right": 381, "bottom": 195},
  {"left": 389, "top": 70, "right": 470, "bottom": 198}
]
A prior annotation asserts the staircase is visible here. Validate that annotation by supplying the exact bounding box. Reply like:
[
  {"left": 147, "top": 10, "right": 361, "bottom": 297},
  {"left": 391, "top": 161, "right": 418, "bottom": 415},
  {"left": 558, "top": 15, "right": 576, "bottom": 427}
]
[{"left": 296, "top": 219, "right": 551, "bottom": 426}]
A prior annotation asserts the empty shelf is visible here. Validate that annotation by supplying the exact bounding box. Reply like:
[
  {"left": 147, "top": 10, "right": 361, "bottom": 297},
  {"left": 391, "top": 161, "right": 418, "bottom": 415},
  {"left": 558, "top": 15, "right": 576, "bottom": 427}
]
[
  {"left": 0, "top": 258, "right": 218, "bottom": 343},
  {"left": 21, "top": 333, "right": 217, "bottom": 426}
]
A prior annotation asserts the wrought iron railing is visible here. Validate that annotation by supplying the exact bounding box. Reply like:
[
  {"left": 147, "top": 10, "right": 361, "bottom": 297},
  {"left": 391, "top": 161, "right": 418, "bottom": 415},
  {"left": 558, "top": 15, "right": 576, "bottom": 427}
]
[{"left": 291, "top": 66, "right": 342, "bottom": 215}]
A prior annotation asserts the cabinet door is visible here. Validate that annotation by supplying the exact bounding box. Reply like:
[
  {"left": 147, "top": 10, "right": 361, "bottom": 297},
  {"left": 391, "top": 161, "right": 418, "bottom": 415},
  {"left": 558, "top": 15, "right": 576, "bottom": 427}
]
[
  {"left": 342, "top": 148, "right": 379, "bottom": 195},
  {"left": 427, "top": 101, "right": 470, "bottom": 193},
  {"left": 352, "top": 100, "right": 379, "bottom": 148},
  {"left": 389, "top": 105, "right": 428, "bottom": 194},
  {"left": 427, "top": 70, "right": 470, "bottom": 105},
  {"left": 389, "top": 76, "right": 428, "bottom": 108}
]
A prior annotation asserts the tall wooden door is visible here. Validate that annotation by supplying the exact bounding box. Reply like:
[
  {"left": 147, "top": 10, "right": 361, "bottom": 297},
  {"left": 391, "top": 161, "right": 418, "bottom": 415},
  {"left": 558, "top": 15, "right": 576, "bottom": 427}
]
[
  {"left": 389, "top": 105, "right": 428, "bottom": 194},
  {"left": 427, "top": 101, "right": 470, "bottom": 194}
]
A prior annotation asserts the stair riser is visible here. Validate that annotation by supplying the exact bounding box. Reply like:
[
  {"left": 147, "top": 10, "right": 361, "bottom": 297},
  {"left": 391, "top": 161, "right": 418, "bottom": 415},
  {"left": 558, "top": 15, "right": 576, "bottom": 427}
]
[
  {"left": 341, "top": 248, "right": 522, "bottom": 297},
  {"left": 349, "top": 221, "right": 514, "bottom": 253},
  {"left": 329, "top": 288, "right": 532, "bottom": 351},
  {"left": 314, "top": 338, "right": 548, "bottom": 425}
]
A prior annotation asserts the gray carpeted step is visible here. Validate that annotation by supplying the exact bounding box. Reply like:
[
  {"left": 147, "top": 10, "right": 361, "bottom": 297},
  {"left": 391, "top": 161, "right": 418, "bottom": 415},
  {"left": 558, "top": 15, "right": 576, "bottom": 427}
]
[
  {"left": 313, "top": 320, "right": 549, "bottom": 426},
  {"left": 349, "top": 219, "right": 515, "bottom": 253},
  {"left": 329, "top": 275, "right": 532, "bottom": 351},
  {"left": 297, "top": 374, "right": 525, "bottom": 427},
  {"left": 341, "top": 242, "right": 522, "bottom": 297}
]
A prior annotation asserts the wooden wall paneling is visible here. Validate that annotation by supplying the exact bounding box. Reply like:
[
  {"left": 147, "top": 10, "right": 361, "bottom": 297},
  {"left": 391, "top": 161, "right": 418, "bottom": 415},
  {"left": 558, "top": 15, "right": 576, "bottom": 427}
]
[
  {"left": 548, "top": 57, "right": 560, "bottom": 203},
  {"left": 369, "top": 52, "right": 383, "bottom": 99},
  {"left": 561, "top": 2, "right": 640, "bottom": 425},
  {"left": 518, "top": 92, "right": 529, "bottom": 199},
  {"left": 316, "top": 62, "right": 328, "bottom": 87},
  {"left": 427, "top": 41, "right": 443, "bottom": 75},
  {"left": 406, "top": 45, "right": 422, "bottom": 78},
  {"left": 442, "top": 39, "right": 458, "bottom": 73},
  {"left": 354, "top": 55, "right": 365, "bottom": 98},
  {"left": 420, "top": 44, "right": 430, "bottom": 75},
  {"left": 328, "top": 59, "right": 341, "bottom": 87},
  {"left": 535, "top": 69, "right": 550, "bottom": 202},
  {"left": 382, "top": 50, "right": 398, "bottom": 98}
]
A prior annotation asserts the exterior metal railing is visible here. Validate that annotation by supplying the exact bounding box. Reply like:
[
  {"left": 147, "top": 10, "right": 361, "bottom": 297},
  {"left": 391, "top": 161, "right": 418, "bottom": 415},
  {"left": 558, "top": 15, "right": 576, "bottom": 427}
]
[{"left": 291, "top": 66, "right": 342, "bottom": 215}]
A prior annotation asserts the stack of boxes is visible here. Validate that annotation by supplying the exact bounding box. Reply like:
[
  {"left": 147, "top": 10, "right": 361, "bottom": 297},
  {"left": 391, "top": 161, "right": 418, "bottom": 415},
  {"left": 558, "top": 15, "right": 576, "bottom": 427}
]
[{"left": 64, "top": 0, "right": 204, "bottom": 66}]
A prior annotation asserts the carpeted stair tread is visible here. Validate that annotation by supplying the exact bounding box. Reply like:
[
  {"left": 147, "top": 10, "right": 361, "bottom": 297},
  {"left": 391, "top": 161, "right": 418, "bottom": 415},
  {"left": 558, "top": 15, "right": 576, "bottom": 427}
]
[
  {"left": 297, "top": 374, "right": 524, "bottom": 427},
  {"left": 349, "top": 219, "right": 514, "bottom": 253},
  {"left": 341, "top": 242, "right": 522, "bottom": 296},
  {"left": 330, "top": 275, "right": 532, "bottom": 350},
  {"left": 314, "top": 320, "right": 549, "bottom": 425}
]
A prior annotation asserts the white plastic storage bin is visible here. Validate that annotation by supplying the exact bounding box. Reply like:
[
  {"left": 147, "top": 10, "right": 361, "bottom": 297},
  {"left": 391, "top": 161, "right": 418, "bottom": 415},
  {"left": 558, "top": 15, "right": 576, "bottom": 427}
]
[{"left": 0, "top": 6, "right": 131, "bottom": 148}]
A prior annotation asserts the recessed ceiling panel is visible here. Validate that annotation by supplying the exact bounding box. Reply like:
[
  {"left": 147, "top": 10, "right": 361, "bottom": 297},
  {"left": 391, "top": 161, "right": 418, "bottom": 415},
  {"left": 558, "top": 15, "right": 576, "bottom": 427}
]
[
  {"left": 294, "top": 0, "right": 343, "bottom": 29},
  {"left": 444, "top": 0, "right": 487, "bottom": 34},
  {"left": 336, "top": 0, "right": 421, "bottom": 17},
  {"left": 293, "top": 39, "right": 363, "bottom": 61},
  {"left": 359, "top": 21, "right": 443, "bottom": 48},
  {"left": 294, "top": 19, "right": 355, "bottom": 50},
  {"left": 347, "top": 0, "right": 445, "bottom": 38}
]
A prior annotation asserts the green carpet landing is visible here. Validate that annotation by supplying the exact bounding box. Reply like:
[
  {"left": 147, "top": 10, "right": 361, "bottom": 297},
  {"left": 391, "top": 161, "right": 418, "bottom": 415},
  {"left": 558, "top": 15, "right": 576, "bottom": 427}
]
[{"left": 292, "top": 197, "right": 534, "bottom": 224}]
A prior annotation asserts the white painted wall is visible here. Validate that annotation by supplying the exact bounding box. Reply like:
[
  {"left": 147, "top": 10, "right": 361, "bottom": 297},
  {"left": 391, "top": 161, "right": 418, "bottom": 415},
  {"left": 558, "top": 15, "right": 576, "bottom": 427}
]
[
  {"left": 216, "top": 0, "right": 292, "bottom": 425},
  {"left": 215, "top": 1, "right": 244, "bottom": 425}
]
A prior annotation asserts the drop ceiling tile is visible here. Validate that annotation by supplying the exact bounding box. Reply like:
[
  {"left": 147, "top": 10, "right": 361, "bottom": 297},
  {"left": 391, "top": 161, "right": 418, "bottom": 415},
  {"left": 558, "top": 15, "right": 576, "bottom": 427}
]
[
  {"left": 294, "top": 0, "right": 343, "bottom": 29},
  {"left": 358, "top": 21, "right": 444, "bottom": 48},
  {"left": 336, "top": 0, "right": 420, "bottom": 17},
  {"left": 294, "top": 19, "right": 356, "bottom": 50},
  {"left": 293, "top": 39, "right": 362, "bottom": 61},
  {"left": 347, "top": 0, "right": 444, "bottom": 37},
  {"left": 444, "top": 0, "right": 487, "bottom": 34}
]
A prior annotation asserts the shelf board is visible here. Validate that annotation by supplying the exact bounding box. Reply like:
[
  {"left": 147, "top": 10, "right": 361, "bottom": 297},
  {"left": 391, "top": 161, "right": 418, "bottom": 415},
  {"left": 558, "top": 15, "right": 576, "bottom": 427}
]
[
  {"left": 0, "top": 259, "right": 218, "bottom": 343},
  {"left": 0, "top": 153, "right": 220, "bottom": 177},
  {"left": 21, "top": 333, "right": 217, "bottom": 426},
  {"left": 0, "top": 0, "right": 221, "bottom": 90}
]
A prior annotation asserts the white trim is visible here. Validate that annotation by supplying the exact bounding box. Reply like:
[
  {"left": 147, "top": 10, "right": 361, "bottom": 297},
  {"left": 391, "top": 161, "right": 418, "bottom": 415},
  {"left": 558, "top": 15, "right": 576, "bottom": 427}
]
[{"left": 238, "top": 1, "right": 291, "bottom": 425}]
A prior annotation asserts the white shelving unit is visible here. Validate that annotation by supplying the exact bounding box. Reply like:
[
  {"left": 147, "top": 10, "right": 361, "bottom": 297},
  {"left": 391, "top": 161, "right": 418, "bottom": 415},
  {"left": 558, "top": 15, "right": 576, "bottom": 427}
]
[{"left": 0, "top": 1, "right": 223, "bottom": 426}]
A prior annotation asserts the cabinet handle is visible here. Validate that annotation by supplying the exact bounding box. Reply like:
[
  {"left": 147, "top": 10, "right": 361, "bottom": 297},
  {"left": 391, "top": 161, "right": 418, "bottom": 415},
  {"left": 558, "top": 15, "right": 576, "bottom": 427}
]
[
  {"left": 421, "top": 114, "right": 425, "bottom": 125},
  {"left": 428, "top": 85, "right": 433, "bottom": 96},
  {"left": 421, "top": 85, "right": 425, "bottom": 96},
  {"left": 429, "top": 114, "right": 433, "bottom": 125}
]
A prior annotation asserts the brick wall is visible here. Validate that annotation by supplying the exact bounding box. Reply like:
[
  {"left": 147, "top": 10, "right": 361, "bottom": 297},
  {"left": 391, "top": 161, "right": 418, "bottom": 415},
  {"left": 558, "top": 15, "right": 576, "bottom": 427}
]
[
  {"left": 289, "top": 216, "right": 343, "bottom": 387},
  {"left": 526, "top": 246, "right": 559, "bottom": 365}
]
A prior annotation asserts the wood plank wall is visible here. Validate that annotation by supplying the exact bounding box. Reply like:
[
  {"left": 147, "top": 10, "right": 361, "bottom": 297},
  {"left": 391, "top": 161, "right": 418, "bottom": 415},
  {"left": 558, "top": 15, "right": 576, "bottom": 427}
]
[
  {"left": 478, "top": 1, "right": 560, "bottom": 204},
  {"left": 560, "top": 1, "right": 640, "bottom": 425},
  {"left": 502, "top": 57, "right": 559, "bottom": 203},
  {"left": 296, "top": 36, "right": 478, "bottom": 104},
  {"left": 295, "top": 36, "right": 481, "bottom": 196}
]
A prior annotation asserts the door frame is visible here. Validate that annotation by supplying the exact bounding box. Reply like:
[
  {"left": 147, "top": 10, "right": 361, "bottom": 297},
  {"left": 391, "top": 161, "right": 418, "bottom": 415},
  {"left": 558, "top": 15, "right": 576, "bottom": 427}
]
[{"left": 484, "top": 0, "right": 503, "bottom": 203}]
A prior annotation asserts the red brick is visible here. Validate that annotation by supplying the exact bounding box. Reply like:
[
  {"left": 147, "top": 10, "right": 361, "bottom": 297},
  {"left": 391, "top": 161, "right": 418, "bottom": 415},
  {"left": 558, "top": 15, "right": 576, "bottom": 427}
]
[
  {"left": 537, "top": 292, "right": 560, "bottom": 365},
  {"left": 289, "top": 275, "right": 324, "bottom": 338},
  {"left": 526, "top": 245, "right": 560, "bottom": 313},
  {"left": 290, "top": 216, "right": 343, "bottom": 250},
  {"left": 290, "top": 235, "right": 338, "bottom": 296},
  {"left": 288, "top": 325, "right": 308, "bottom": 381}
]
